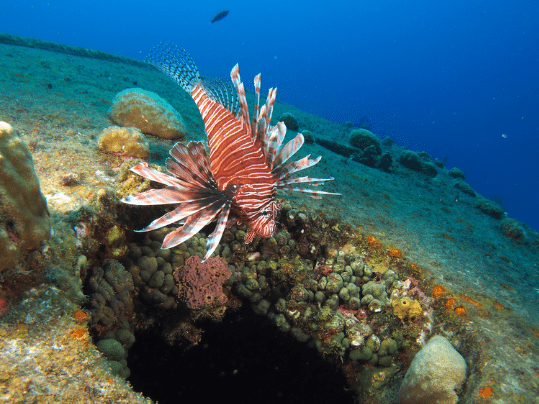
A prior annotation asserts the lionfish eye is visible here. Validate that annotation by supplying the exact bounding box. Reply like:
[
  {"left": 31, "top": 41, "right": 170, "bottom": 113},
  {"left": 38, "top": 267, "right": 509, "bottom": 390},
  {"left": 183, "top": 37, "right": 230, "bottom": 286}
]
[{"left": 261, "top": 210, "right": 269, "bottom": 217}]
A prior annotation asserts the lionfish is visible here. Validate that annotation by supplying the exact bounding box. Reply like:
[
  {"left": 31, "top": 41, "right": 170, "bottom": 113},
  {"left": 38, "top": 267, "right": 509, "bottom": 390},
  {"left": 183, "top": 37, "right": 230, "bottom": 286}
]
[{"left": 122, "top": 43, "right": 339, "bottom": 261}]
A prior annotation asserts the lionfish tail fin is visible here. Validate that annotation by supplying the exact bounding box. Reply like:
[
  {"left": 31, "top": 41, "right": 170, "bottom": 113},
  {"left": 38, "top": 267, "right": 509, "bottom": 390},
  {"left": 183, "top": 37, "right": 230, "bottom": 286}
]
[{"left": 146, "top": 43, "right": 200, "bottom": 93}]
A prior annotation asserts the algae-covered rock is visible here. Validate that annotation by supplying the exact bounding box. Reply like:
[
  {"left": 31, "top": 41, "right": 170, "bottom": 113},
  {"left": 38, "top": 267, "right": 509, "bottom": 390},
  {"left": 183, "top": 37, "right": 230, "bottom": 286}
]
[
  {"left": 98, "top": 126, "right": 150, "bottom": 158},
  {"left": 398, "top": 150, "right": 438, "bottom": 177},
  {"left": 398, "top": 150, "right": 423, "bottom": 171},
  {"left": 0, "top": 121, "right": 50, "bottom": 272},
  {"left": 448, "top": 167, "right": 466, "bottom": 180},
  {"left": 500, "top": 218, "right": 527, "bottom": 241},
  {"left": 474, "top": 196, "right": 504, "bottom": 219},
  {"left": 454, "top": 180, "right": 476, "bottom": 197},
  {"left": 399, "top": 336, "right": 467, "bottom": 404},
  {"left": 279, "top": 112, "right": 299, "bottom": 131},
  {"left": 108, "top": 88, "right": 186, "bottom": 139},
  {"left": 350, "top": 128, "right": 381, "bottom": 155}
]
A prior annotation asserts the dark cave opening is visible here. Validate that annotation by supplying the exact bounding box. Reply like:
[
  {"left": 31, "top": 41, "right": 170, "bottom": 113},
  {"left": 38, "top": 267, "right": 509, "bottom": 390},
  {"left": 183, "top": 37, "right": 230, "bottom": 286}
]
[{"left": 127, "top": 304, "right": 356, "bottom": 404}]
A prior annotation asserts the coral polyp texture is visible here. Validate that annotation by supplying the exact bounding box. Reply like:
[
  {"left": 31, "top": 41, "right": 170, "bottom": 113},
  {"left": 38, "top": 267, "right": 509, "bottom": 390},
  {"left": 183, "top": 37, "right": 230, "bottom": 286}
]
[
  {"left": 0, "top": 121, "right": 50, "bottom": 272},
  {"left": 108, "top": 88, "right": 187, "bottom": 140},
  {"left": 98, "top": 126, "right": 150, "bottom": 158},
  {"left": 174, "top": 255, "right": 232, "bottom": 310}
]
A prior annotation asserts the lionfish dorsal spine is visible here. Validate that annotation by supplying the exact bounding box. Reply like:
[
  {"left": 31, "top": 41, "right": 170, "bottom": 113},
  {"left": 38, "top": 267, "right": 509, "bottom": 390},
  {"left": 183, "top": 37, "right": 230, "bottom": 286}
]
[
  {"left": 230, "top": 64, "right": 252, "bottom": 135},
  {"left": 252, "top": 73, "right": 262, "bottom": 143}
]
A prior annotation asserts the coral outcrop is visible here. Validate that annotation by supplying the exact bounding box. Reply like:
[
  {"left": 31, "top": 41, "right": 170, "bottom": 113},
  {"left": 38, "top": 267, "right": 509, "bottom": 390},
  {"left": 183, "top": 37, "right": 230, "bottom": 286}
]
[
  {"left": 399, "top": 336, "right": 467, "bottom": 404},
  {"left": 85, "top": 259, "right": 135, "bottom": 378},
  {"left": 98, "top": 126, "right": 150, "bottom": 158},
  {"left": 0, "top": 121, "right": 50, "bottom": 272},
  {"left": 108, "top": 88, "right": 187, "bottom": 140}
]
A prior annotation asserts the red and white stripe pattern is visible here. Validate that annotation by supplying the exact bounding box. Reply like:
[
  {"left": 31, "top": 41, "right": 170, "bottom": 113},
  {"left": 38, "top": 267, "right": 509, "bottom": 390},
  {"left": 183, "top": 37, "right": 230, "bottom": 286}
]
[{"left": 123, "top": 43, "right": 340, "bottom": 260}]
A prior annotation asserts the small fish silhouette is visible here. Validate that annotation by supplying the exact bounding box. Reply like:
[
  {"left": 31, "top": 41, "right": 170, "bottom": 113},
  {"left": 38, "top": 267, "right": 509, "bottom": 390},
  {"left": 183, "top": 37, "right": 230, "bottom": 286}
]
[{"left": 211, "top": 9, "right": 229, "bottom": 23}]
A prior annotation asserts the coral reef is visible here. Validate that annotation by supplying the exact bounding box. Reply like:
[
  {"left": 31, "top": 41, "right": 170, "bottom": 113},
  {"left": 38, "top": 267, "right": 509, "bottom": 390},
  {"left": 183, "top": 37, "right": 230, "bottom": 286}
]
[
  {"left": 108, "top": 88, "right": 187, "bottom": 140},
  {"left": 0, "top": 121, "right": 50, "bottom": 273},
  {"left": 399, "top": 336, "right": 467, "bottom": 404},
  {"left": 222, "top": 206, "right": 434, "bottom": 372},
  {"left": 98, "top": 126, "right": 150, "bottom": 158}
]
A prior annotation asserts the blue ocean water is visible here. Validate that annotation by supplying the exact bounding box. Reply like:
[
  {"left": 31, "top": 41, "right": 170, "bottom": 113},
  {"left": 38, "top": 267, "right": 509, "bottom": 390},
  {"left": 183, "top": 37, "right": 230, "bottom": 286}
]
[{"left": 2, "top": 0, "right": 538, "bottom": 231}]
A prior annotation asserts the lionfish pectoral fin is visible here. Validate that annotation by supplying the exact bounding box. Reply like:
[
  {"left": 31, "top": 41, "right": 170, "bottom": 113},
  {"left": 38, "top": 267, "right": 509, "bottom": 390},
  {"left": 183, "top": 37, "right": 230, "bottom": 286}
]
[
  {"left": 244, "top": 230, "right": 256, "bottom": 244},
  {"left": 203, "top": 200, "right": 232, "bottom": 262},
  {"left": 276, "top": 176, "right": 336, "bottom": 187},
  {"left": 273, "top": 155, "right": 322, "bottom": 179},
  {"left": 135, "top": 196, "right": 221, "bottom": 232},
  {"left": 278, "top": 187, "right": 341, "bottom": 199},
  {"left": 272, "top": 134, "right": 304, "bottom": 168},
  {"left": 266, "top": 122, "right": 287, "bottom": 167},
  {"left": 161, "top": 200, "right": 223, "bottom": 249},
  {"left": 129, "top": 162, "right": 183, "bottom": 187},
  {"left": 121, "top": 187, "right": 196, "bottom": 206}
]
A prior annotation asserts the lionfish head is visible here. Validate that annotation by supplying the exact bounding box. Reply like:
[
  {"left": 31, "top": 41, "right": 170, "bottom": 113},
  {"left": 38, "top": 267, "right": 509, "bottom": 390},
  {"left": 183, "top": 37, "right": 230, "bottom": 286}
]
[{"left": 239, "top": 199, "right": 281, "bottom": 243}]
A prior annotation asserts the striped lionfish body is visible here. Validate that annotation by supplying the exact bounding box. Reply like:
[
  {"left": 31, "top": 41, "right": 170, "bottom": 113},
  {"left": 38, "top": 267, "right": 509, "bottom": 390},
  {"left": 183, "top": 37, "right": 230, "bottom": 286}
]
[{"left": 122, "top": 43, "right": 339, "bottom": 261}]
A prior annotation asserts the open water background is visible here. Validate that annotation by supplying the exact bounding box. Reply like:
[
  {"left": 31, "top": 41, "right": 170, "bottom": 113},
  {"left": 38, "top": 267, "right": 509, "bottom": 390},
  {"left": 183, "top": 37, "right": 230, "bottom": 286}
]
[{"left": 2, "top": 0, "right": 538, "bottom": 230}]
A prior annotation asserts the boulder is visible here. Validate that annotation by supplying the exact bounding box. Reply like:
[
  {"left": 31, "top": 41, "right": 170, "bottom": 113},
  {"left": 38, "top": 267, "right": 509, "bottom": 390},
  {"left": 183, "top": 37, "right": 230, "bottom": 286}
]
[
  {"left": 108, "top": 88, "right": 186, "bottom": 140},
  {"left": 399, "top": 336, "right": 467, "bottom": 404}
]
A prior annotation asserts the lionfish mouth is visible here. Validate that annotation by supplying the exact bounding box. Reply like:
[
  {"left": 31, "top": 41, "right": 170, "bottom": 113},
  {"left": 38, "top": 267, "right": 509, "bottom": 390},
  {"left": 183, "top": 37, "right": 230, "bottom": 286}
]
[{"left": 121, "top": 43, "right": 340, "bottom": 261}]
